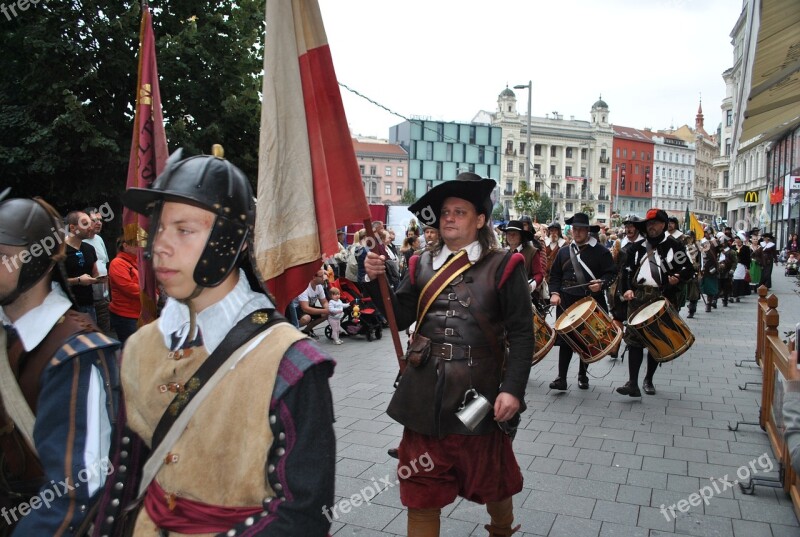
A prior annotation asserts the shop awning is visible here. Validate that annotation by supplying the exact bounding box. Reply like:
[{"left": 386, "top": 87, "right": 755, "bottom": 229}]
[{"left": 738, "top": 0, "right": 800, "bottom": 151}]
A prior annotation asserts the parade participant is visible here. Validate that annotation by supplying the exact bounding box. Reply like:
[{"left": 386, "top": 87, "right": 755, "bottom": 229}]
[
  {"left": 609, "top": 216, "right": 644, "bottom": 331},
  {"left": 548, "top": 213, "right": 617, "bottom": 391},
  {"left": 422, "top": 223, "right": 440, "bottom": 249},
  {"left": 0, "top": 196, "right": 120, "bottom": 535},
  {"left": 667, "top": 216, "right": 682, "bottom": 240},
  {"left": 617, "top": 209, "right": 693, "bottom": 396},
  {"left": 543, "top": 222, "right": 565, "bottom": 280},
  {"left": 108, "top": 235, "right": 141, "bottom": 346},
  {"left": 717, "top": 234, "right": 737, "bottom": 307},
  {"left": 732, "top": 234, "right": 751, "bottom": 301},
  {"left": 758, "top": 232, "right": 777, "bottom": 289},
  {"left": 684, "top": 232, "right": 702, "bottom": 318},
  {"left": 699, "top": 238, "right": 720, "bottom": 312},
  {"left": 364, "top": 172, "right": 533, "bottom": 537},
  {"left": 500, "top": 220, "right": 544, "bottom": 294},
  {"left": 94, "top": 148, "right": 336, "bottom": 536}
]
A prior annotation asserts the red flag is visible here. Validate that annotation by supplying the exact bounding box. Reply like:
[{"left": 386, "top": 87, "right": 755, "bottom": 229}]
[
  {"left": 123, "top": 5, "right": 168, "bottom": 325},
  {"left": 256, "top": 0, "right": 370, "bottom": 310}
]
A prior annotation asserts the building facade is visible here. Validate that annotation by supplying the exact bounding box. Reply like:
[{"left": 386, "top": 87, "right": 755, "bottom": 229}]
[
  {"left": 477, "top": 89, "right": 614, "bottom": 224},
  {"left": 611, "top": 126, "right": 655, "bottom": 219},
  {"left": 646, "top": 131, "right": 696, "bottom": 217},
  {"left": 665, "top": 103, "right": 720, "bottom": 223},
  {"left": 389, "top": 120, "right": 501, "bottom": 203},
  {"left": 352, "top": 137, "right": 409, "bottom": 204}
]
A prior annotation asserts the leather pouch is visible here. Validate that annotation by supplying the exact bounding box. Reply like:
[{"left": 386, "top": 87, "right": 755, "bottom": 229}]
[{"left": 404, "top": 333, "right": 431, "bottom": 368}]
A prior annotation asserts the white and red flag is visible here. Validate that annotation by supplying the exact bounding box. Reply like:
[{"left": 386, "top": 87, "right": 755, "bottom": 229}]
[
  {"left": 255, "top": 0, "right": 371, "bottom": 310},
  {"left": 123, "top": 3, "right": 168, "bottom": 324}
]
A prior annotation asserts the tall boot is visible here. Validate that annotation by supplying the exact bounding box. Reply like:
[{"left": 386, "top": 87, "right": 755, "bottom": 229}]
[
  {"left": 687, "top": 301, "right": 696, "bottom": 319},
  {"left": 408, "top": 508, "right": 441, "bottom": 537},
  {"left": 485, "top": 498, "right": 520, "bottom": 536}
]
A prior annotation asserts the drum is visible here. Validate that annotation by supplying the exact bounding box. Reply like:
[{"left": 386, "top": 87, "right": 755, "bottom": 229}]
[
  {"left": 532, "top": 310, "right": 555, "bottom": 365},
  {"left": 554, "top": 297, "right": 622, "bottom": 364},
  {"left": 626, "top": 299, "right": 694, "bottom": 363}
]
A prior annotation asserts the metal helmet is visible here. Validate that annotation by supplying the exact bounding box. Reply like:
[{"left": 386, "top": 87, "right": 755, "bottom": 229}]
[
  {"left": 0, "top": 197, "right": 67, "bottom": 306},
  {"left": 122, "top": 147, "right": 255, "bottom": 289}
]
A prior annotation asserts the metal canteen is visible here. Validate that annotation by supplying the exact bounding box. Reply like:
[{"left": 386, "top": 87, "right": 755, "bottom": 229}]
[{"left": 455, "top": 388, "right": 492, "bottom": 431}]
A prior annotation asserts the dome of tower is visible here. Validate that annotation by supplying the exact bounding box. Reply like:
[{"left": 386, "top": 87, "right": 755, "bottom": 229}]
[{"left": 499, "top": 87, "right": 516, "bottom": 98}]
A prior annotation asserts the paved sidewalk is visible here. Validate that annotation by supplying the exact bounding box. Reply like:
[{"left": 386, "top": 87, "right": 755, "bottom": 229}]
[{"left": 324, "top": 271, "right": 800, "bottom": 536}]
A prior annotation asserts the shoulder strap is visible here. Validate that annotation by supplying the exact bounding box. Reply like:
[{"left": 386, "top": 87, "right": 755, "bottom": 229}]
[
  {"left": 414, "top": 250, "right": 471, "bottom": 331},
  {"left": 138, "top": 309, "right": 292, "bottom": 497},
  {"left": 568, "top": 244, "right": 588, "bottom": 285}
]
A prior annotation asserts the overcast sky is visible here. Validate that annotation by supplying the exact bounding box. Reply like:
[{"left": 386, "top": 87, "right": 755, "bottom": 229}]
[{"left": 317, "top": 0, "right": 743, "bottom": 140}]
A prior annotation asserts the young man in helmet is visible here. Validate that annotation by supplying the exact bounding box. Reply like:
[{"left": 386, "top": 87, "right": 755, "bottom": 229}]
[
  {"left": 94, "top": 148, "right": 336, "bottom": 536},
  {"left": 0, "top": 195, "right": 120, "bottom": 535}
]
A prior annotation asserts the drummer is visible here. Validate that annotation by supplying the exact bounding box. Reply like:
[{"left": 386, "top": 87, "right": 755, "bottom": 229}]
[
  {"left": 610, "top": 215, "right": 645, "bottom": 337},
  {"left": 617, "top": 208, "right": 694, "bottom": 397},
  {"left": 548, "top": 213, "right": 617, "bottom": 391}
]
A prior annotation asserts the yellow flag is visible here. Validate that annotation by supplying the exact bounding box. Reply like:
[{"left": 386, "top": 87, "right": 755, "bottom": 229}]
[{"left": 689, "top": 213, "right": 705, "bottom": 239}]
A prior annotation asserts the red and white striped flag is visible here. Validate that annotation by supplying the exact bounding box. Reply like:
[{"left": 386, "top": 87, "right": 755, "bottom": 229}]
[
  {"left": 123, "top": 4, "right": 168, "bottom": 325},
  {"left": 256, "top": 0, "right": 370, "bottom": 310}
]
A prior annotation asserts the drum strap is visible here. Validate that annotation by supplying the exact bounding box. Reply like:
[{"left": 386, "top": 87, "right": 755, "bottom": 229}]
[
  {"left": 644, "top": 241, "right": 663, "bottom": 286},
  {"left": 568, "top": 244, "right": 594, "bottom": 285}
]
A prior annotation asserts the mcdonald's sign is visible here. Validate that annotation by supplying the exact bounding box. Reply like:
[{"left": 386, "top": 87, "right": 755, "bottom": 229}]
[{"left": 743, "top": 190, "right": 759, "bottom": 203}]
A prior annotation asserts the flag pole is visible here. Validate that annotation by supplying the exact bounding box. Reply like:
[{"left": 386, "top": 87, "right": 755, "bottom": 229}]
[{"left": 362, "top": 219, "right": 405, "bottom": 373}]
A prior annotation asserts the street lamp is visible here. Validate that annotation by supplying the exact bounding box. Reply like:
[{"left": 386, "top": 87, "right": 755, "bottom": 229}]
[{"left": 514, "top": 81, "right": 532, "bottom": 190}]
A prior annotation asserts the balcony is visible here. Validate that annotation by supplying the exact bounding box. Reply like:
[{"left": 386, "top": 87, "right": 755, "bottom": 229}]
[
  {"left": 711, "top": 188, "right": 732, "bottom": 199},
  {"left": 599, "top": 156, "right": 610, "bottom": 164},
  {"left": 712, "top": 156, "right": 730, "bottom": 168},
  {"left": 597, "top": 194, "right": 609, "bottom": 201},
  {"left": 505, "top": 149, "right": 517, "bottom": 156},
  {"left": 503, "top": 190, "right": 514, "bottom": 196}
]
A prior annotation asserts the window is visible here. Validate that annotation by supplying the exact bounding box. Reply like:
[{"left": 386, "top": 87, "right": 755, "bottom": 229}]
[
  {"left": 550, "top": 165, "right": 556, "bottom": 176},
  {"left": 384, "top": 183, "right": 391, "bottom": 195},
  {"left": 397, "top": 185, "right": 403, "bottom": 196},
  {"left": 600, "top": 167, "right": 606, "bottom": 179},
  {"left": 506, "top": 181, "right": 513, "bottom": 194},
  {"left": 520, "top": 142, "right": 526, "bottom": 156},
  {"left": 656, "top": 166, "right": 660, "bottom": 177},
  {"left": 601, "top": 148, "right": 607, "bottom": 159},
  {"left": 533, "top": 164, "right": 541, "bottom": 175},
  {"left": 623, "top": 149, "right": 627, "bottom": 158},
  {"left": 687, "top": 171, "right": 691, "bottom": 181},
  {"left": 635, "top": 182, "right": 639, "bottom": 192},
  {"left": 550, "top": 146, "right": 557, "bottom": 157},
  {"left": 632, "top": 150, "right": 637, "bottom": 160},
  {"left": 369, "top": 165, "right": 377, "bottom": 175},
  {"left": 723, "top": 171, "right": 729, "bottom": 188},
  {"left": 598, "top": 204, "right": 606, "bottom": 213},
  {"left": 600, "top": 186, "right": 606, "bottom": 197},
  {"left": 519, "top": 164, "right": 525, "bottom": 176},
  {"left": 566, "top": 147, "right": 573, "bottom": 158},
  {"left": 359, "top": 165, "right": 365, "bottom": 175},
  {"left": 581, "top": 148, "right": 587, "bottom": 160},
  {"left": 581, "top": 167, "right": 586, "bottom": 177},
  {"left": 725, "top": 140, "right": 731, "bottom": 156},
  {"left": 507, "top": 160, "right": 513, "bottom": 172},
  {"left": 656, "top": 150, "right": 660, "bottom": 160},
  {"left": 371, "top": 182, "right": 377, "bottom": 196},
  {"left": 635, "top": 165, "right": 639, "bottom": 174},
  {"left": 534, "top": 144, "right": 542, "bottom": 156},
  {"left": 565, "top": 203, "right": 573, "bottom": 212},
  {"left": 426, "top": 180, "right": 433, "bottom": 191},
  {"left": 565, "top": 166, "right": 572, "bottom": 177},
  {"left": 616, "top": 148, "right": 620, "bottom": 158},
  {"left": 726, "top": 109, "right": 733, "bottom": 126},
  {"left": 385, "top": 166, "right": 392, "bottom": 176},
  {"left": 397, "top": 167, "right": 404, "bottom": 177}
]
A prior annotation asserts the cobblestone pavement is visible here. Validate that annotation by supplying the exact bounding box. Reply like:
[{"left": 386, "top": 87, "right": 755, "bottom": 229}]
[{"left": 323, "top": 270, "right": 800, "bottom": 536}]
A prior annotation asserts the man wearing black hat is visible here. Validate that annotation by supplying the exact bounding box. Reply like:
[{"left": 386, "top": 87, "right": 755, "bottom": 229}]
[
  {"left": 543, "top": 222, "right": 565, "bottom": 282},
  {"left": 364, "top": 172, "right": 533, "bottom": 537},
  {"left": 0, "top": 196, "right": 120, "bottom": 535},
  {"left": 610, "top": 215, "right": 645, "bottom": 327},
  {"left": 548, "top": 213, "right": 617, "bottom": 391},
  {"left": 95, "top": 148, "right": 336, "bottom": 536},
  {"left": 758, "top": 232, "right": 777, "bottom": 289},
  {"left": 667, "top": 216, "right": 682, "bottom": 240},
  {"left": 617, "top": 208, "right": 694, "bottom": 396}
]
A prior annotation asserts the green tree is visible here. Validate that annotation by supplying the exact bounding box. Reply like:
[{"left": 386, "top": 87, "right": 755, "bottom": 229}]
[
  {"left": 0, "top": 0, "right": 266, "bottom": 222},
  {"left": 492, "top": 204, "right": 505, "bottom": 222},
  {"left": 513, "top": 181, "right": 540, "bottom": 218},
  {"left": 534, "top": 194, "right": 553, "bottom": 224},
  {"left": 400, "top": 189, "right": 417, "bottom": 205},
  {"left": 580, "top": 204, "right": 595, "bottom": 220}
]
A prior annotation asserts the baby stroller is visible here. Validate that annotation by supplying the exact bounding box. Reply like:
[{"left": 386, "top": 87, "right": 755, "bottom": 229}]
[
  {"left": 786, "top": 255, "right": 798, "bottom": 276},
  {"left": 325, "top": 277, "right": 383, "bottom": 341}
]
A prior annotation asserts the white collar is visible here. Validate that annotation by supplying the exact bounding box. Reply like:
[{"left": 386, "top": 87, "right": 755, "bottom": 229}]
[
  {"left": 669, "top": 230, "right": 683, "bottom": 239},
  {"left": 432, "top": 241, "right": 482, "bottom": 270},
  {"left": 573, "top": 236, "right": 598, "bottom": 250},
  {"left": 1, "top": 283, "right": 72, "bottom": 352},
  {"left": 620, "top": 235, "right": 643, "bottom": 247},
  {"left": 158, "top": 269, "right": 274, "bottom": 353}
]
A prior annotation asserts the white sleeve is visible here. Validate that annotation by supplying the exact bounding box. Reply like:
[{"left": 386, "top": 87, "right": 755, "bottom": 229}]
[{"left": 84, "top": 365, "right": 111, "bottom": 496}]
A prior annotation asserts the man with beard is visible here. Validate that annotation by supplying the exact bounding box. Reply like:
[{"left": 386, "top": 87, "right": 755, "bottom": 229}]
[
  {"left": 548, "top": 213, "right": 617, "bottom": 391},
  {"left": 617, "top": 209, "right": 693, "bottom": 396}
]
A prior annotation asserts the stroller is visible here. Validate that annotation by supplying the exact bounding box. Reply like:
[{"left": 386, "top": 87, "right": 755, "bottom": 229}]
[
  {"left": 325, "top": 277, "right": 383, "bottom": 341},
  {"left": 786, "top": 254, "right": 799, "bottom": 276}
]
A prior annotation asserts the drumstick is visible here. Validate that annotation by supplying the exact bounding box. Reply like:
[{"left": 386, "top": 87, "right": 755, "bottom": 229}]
[{"left": 561, "top": 280, "right": 603, "bottom": 291}]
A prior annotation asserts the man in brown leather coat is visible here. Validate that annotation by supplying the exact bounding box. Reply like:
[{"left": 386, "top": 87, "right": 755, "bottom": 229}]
[{"left": 365, "top": 173, "right": 533, "bottom": 537}]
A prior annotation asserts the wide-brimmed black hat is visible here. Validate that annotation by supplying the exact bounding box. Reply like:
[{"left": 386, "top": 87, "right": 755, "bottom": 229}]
[
  {"left": 762, "top": 232, "right": 775, "bottom": 240},
  {"left": 408, "top": 172, "right": 496, "bottom": 229},
  {"left": 499, "top": 220, "right": 534, "bottom": 242},
  {"left": 565, "top": 213, "right": 600, "bottom": 233},
  {"left": 622, "top": 214, "right": 641, "bottom": 225},
  {"left": 547, "top": 221, "right": 561, "bottom": 230}
]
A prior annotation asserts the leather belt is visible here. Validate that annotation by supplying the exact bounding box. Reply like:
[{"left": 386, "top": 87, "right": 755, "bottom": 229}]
[{"left": 429, "top": 342, "right": 494, "bottom": 362}]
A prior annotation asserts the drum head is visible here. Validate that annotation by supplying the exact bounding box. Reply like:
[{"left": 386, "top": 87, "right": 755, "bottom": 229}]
[
  {"left": 630, "top": 299, "right": 666, "bottom": 325},
  {"left": 555, "top": 299, "right": 594, "bottom": 330}
]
